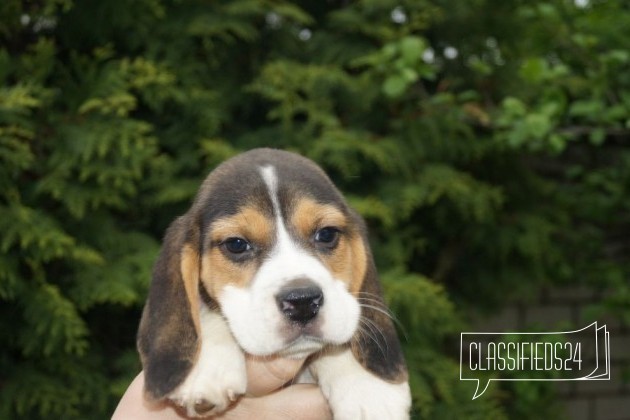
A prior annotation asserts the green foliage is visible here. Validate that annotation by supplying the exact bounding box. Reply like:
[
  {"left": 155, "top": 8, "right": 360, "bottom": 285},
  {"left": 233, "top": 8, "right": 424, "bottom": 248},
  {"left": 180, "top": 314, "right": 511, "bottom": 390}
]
[{"left": 1, "top": 0, "right": 629, "bottom": 418}]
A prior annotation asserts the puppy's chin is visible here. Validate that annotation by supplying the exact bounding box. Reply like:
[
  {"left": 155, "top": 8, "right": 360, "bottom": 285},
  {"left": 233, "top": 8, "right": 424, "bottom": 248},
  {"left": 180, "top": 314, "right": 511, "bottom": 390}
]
[
  {"left": 230, "top": 322, "right": 350, "bottom": 359},
  {"left": 276, "top": 336, "right": 326, "bottom": 359}
]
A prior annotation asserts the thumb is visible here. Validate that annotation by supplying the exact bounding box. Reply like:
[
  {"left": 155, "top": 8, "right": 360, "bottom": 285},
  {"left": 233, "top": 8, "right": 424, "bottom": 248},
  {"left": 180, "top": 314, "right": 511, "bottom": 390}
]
[{"left": 245, "top": 355, "right": 307, "bottom": 397}]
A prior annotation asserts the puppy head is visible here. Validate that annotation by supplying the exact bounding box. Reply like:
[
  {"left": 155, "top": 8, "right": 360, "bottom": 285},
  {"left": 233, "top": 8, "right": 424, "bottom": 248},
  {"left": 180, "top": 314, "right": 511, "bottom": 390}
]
[
  {"left": 198, "top": 152, "right": 367, "bottom": 358},
  {"left": 138, "top": 148, "right": 406, "bottom": 401}
]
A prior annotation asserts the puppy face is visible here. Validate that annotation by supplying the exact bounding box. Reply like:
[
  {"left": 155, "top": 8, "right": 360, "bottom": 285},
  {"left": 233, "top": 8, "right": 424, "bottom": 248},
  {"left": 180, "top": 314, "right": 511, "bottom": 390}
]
[{"left": 196, "top": 158, "right": 367, "bottom": 358}]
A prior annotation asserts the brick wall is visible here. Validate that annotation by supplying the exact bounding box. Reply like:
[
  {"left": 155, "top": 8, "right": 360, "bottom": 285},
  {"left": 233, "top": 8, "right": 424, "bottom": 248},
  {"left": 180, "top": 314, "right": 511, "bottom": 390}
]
[{"left": 473, "top": 286, "right": 630, "bottom": 420}]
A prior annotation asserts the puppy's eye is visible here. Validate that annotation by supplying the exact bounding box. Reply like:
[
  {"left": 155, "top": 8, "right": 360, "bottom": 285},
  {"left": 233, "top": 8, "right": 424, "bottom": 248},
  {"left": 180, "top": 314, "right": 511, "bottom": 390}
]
[
  {"left": 223, "top": 237, "right": 252, "bottom": 254},
  {"left": 314, "top": 227, "right": 340, "bottom": 247}
]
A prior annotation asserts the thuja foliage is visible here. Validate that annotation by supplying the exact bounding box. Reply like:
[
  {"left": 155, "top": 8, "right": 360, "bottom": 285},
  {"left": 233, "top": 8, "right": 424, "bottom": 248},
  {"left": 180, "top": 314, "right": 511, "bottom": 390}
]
[{"left": 1, "top": 0, "right": 629, "bottom": 418}]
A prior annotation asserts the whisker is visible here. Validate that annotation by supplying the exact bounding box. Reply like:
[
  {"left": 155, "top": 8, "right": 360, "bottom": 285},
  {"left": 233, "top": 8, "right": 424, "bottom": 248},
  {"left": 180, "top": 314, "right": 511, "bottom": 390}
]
[
  {"left": 356, "top": 298, "right": 393, "bottom": 315},
  {"left": 356, "top": 291, "right": 385, "bottom": 299},
  {"left": 357, "top": 318, "right": 388, "bottom": 359},
  {"left": 358, "top": 303, "right": 395, "bottom": 320},
  {"left": 361, "top": 316, "right": 388, "bottom": 346},
  {"left": 355, "top": 295, "right": 393, "bottom": 310},
  {"left": 353, "top": 323, "right": 372, "bottom": 356},
  {"left": 357, "top": 296, "right": 387, "bottom": 308},
  {"left": 358, "top": 319, "right": 379, "bottom": 347},
  {"left": 355, "top": 292, "right": 392, "bottom": 305},
  {"left": 357, "top": 301, "right": 410, "bottom": 342}
]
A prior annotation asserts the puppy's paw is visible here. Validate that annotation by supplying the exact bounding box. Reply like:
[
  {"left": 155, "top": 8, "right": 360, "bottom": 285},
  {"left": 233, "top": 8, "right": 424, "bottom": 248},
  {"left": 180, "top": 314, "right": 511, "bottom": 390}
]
[
  {"left": 312, "top": 347, "right": 410, "bottom": 420},
  {"left": 168, "top": 307, "right": 247, "bottom": 417},
  {"left": 168, "top": 340, "right": 247, "bottom": 417},
  {"left": 323, "top": 375, "right": 410, "bottom": 420}
]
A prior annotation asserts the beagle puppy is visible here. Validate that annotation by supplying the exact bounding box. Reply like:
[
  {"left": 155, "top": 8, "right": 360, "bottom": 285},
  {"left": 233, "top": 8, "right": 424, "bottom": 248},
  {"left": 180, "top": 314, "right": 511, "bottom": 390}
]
[{"left": 137, "top": 148, "right": 410, "bottom": 419}]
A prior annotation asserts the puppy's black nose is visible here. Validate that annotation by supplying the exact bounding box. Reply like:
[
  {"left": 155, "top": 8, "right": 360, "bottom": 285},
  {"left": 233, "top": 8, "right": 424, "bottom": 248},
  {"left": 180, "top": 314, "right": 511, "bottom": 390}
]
[{"left": 276, "top": 280, "right": 324, "bottom": 324}]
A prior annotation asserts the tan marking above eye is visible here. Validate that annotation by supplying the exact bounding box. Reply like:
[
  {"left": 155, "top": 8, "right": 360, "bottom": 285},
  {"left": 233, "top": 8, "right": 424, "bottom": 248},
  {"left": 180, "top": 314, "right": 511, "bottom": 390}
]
[
  {"left": 290, "top": 197, "right": 367, "bottom": 289},
  {"left": 291, "top": 198, "right": 347, "bottom": 239},
  {"left": 202, "top": 206, "right": 273, "bottom": 297},
  {"left": 210, "top": 206, "right": 273, "bottom": 247}
]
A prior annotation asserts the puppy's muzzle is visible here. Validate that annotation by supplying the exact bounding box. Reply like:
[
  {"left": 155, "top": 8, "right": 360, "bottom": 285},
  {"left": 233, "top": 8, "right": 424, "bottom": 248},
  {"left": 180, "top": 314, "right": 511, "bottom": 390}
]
[{"left": 275, "top": 279, "right": 324, "bottom": 324}]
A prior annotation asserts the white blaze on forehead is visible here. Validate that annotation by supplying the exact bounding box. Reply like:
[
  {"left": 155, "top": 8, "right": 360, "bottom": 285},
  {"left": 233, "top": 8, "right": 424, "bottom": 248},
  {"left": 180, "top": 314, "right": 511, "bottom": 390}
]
[
  {"left": 260, "top": 165, "right": 280, "bottom": 214},
  {"left": 259, "top": 165, "right": 301, "bottom": 264}
]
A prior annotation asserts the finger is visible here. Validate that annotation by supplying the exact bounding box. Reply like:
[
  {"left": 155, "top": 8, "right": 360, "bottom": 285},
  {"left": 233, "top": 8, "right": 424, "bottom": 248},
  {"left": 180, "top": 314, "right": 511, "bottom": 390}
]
[
  {"left": 218, "top": 384, "right": 332, "bottom": 420},
  {"left": 245, "top": 355, "right": 306, "bottom": 396}
]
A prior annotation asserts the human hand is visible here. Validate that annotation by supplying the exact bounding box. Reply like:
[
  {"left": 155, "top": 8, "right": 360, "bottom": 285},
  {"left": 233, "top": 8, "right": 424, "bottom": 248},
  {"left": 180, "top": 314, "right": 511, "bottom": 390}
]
[{"left": 112, "top": 356, "right": 331, "bottom": 419}]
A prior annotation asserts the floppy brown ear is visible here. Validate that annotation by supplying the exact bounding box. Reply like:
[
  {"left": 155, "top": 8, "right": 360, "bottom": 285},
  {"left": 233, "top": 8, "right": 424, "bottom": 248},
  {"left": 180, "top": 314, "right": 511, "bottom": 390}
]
[
  {"left": 350, "top": 225, "right": 408, "bottom": 384},
  {"left": 137, "top": 214, "right": 202, "bottom": 401}
]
